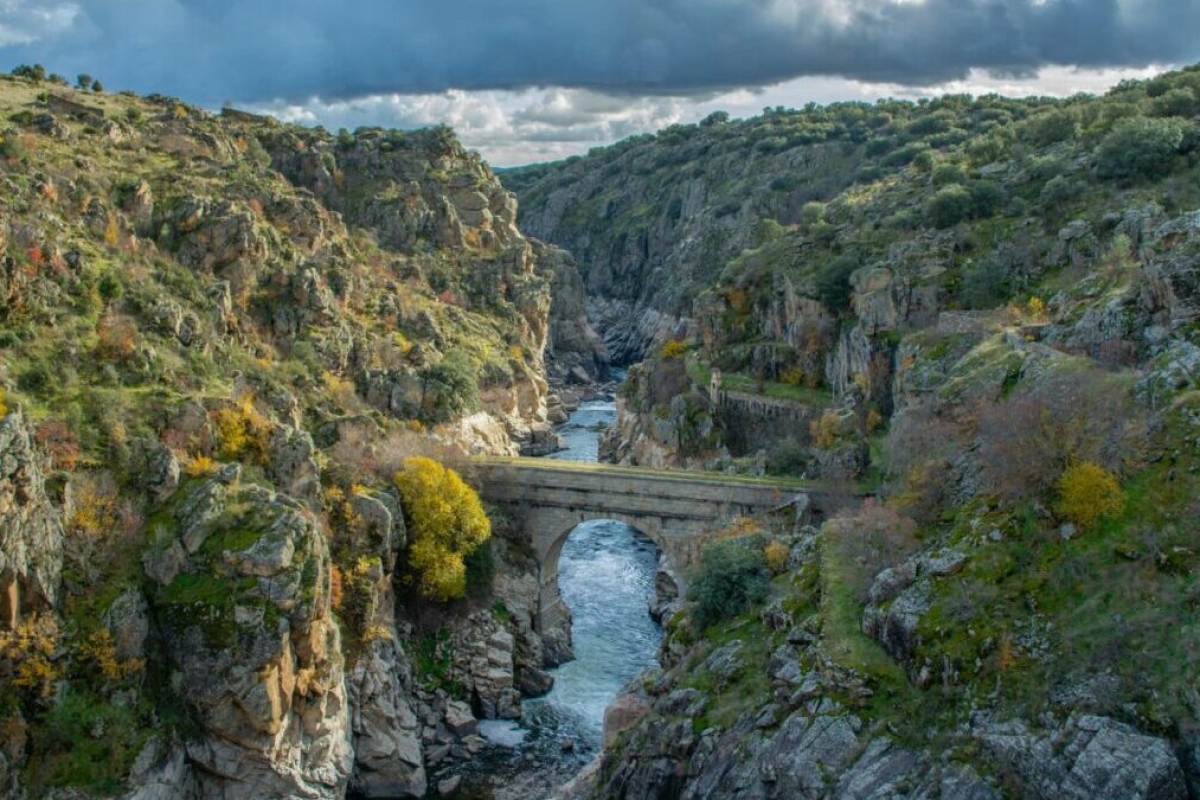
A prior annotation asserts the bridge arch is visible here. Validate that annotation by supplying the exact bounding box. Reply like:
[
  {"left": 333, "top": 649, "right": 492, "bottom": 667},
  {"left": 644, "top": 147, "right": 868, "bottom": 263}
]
[
  {"left": 471, "top": 458, "right": 829, "bottom": 645},
  {"left": 535, "top": 509, "right": 678, "bottom": 641}
]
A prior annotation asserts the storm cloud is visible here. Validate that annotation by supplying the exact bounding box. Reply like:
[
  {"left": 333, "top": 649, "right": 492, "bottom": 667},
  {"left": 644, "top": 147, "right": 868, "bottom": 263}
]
[{"left": 1, "top": 0, "right": 1198, "bottom": 105}]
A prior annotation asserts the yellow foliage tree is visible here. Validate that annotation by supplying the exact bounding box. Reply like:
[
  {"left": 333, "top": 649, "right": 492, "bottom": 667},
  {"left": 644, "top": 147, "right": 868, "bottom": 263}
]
[
  {"left": 212, "top": 397, "right": 272, "bottom": 463},
  {"left": 659, "top": 339, "right": 688, "bottom": 359},
  {"left": 78, "top": 628, "right": 144, "bottom": 682},
  {"left": 103, "top": 215, "right": 121, "bottom": 248},
  {"left": 764, "top": 540, "right": 790, "bottom": 574},
  {"left": 0, "top": 613, "right": 62, "bottom": 698},
  {"left": 183, "top": 453, "right": 219, "bottom": 477},
  {"left": 1055, "top": 461, "right": 1124, "bottom": 529},
  {"left": 394, "top": 457, "right": 491, "bottom": 601},
  {"left": 0, "top": 389, "right": 7, "bottom": 417},
  {"left": 69, "top": 481, "right": 120, "bottom": 538},
  {"left": 810, "top": 410, "right": 842, "bottom": 450}
]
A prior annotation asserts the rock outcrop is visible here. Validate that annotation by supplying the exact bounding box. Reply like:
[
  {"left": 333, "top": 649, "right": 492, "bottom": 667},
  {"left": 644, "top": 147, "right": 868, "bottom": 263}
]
[
  {"left": 539, "top": 244, "right": 610, "bottom": 385},
  {"left": 347, "top": 637, "right": 427, "bottom": 798},
  {"left": 0, "top": 409, "right": 65, "bottom": 622},
  {"left": 597, "top": 521, "right": 1190, "bottom": 800},
  {"left": 145, "top": 478, "right": 353, "bottom": 799},
  {"left": 600, "top": 358, "right": 725, "bottom": 469},
  {"left": 980, "top": 715, "right": 1187, "bottom": 799}
]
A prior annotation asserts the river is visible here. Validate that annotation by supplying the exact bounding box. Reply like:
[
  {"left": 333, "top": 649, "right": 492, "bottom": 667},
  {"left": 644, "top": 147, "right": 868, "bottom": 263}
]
[{"left": 457, "top": 390, "right": 663, "bottom": 799}]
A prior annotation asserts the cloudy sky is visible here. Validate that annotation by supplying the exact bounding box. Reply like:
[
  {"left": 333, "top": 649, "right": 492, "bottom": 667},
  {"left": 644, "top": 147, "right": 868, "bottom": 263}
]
[{"left": 2, "top": 0, "right": 1197, "bottom": 165}]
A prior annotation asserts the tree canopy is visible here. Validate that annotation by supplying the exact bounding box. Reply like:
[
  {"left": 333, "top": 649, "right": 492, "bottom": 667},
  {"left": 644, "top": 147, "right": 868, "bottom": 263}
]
[{"left": 394, "top": 457, "right": 491, "bottom": 601}]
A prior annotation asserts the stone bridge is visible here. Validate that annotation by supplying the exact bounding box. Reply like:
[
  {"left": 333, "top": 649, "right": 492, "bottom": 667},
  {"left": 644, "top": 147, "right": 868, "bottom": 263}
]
[{"left": 470, "top": 457, "right": 849, "bottom": 638}]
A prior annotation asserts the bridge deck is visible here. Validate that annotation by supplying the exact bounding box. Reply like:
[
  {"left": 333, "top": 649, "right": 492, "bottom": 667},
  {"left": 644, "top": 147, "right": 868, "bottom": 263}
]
[{"left": 469, "top": 456, "right": 819, "bottom": 492}]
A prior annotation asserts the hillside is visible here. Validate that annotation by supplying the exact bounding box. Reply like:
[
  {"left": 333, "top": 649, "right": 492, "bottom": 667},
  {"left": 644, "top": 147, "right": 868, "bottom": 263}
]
[
  {"left": 0, "top": 72, "right": 603, "bottom": 798},
  {"left": 509, "top": 66, "right": 1200, "bottom": 798},
  {"left": 508, "top": 68, "right": 1200, "bottom": 369}
]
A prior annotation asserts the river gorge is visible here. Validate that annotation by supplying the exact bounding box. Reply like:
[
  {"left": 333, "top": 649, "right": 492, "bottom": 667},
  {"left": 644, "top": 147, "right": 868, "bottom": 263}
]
[{"left": 455, "top": 389, "right": 664, "bottom": 799}]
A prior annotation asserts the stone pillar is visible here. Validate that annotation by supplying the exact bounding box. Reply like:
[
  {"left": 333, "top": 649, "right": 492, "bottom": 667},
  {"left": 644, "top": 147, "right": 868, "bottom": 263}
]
[
  {"left": 1, "top": 579, "right": 17, "bottom": 629},
  {"left": 536, "top": 588, "right": 574, "bottom": 666},
  {"left": 710, "top": 368, "right": 723, "bottom": 405}
]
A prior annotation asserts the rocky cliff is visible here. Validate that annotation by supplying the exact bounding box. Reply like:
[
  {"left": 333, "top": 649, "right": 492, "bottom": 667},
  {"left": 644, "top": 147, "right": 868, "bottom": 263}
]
[
  {"left": 0, "top": 409, "right": 65, "bottom": 621},
  {"left": 0, "top": 72, "right": 594, "bottom": 799},
  {"left": 520, "top": 65, "right": 1200, "bottom": 800},
  {"left": 506, "top": 128, "right": 869, "bottom": 364},
  {"left": 588, "top": 519, "right": 1196, "bottom": 800}
]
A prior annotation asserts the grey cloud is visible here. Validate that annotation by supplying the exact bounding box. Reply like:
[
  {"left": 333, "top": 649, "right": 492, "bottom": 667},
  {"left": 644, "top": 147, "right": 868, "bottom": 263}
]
[{"left": 1, "top": 0, "right": 1197, "bottom": 105}]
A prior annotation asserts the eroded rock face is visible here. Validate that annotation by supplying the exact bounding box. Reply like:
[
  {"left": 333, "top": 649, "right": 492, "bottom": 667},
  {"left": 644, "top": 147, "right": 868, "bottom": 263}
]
[
  {"left": 601, "top": 359, "right": 725, "bottom": 469},
  {"left": 540, "top": 245, "right": 610, "bottom": 385},
  {"left": 0, "top": 409, "right": 65, "bottom": 620},
  {"left": 146, "top": 479, "right": 353, "bottom": 799},
  {"left": 861, "top": 549, "right": 966, "bottom": 672},
  {"left": 348, "top": 637, "right": 427, "bottom": 798},
  {"left": 603, "top": 689, "right": 651, "bottom": 748},
  {"left": 269, "top": 425, "right": 322, "bottom": 506},
  {"left": 129, "top": 437, "right": 181, "bottom": 503},
  {"left": 599, "top": 695, "right": 1001, "bottom": 800},
  {"left": 980, "top": 715, "right": 1187, "bottom": 799},
  {"left": 449, "top": 611, "right": 523, "bottom": 720}
]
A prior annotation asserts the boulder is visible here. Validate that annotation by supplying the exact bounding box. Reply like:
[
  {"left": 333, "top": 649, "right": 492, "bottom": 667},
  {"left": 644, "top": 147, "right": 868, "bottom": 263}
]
[
  {"left": 124, "top": 740, "right": 200, "bottom": 800},
  {"left": 129, "top": 438, "right": 180, "bottom": 502},
  {"left": 269, "top": 425, "right": 322, "bottom": 506},
  {"left": 103, "top": 587, "right": 150, "bottom": 661},
  {"left": 603, "top": 691, "right": 651, "bottom": 748},
  {"left": 980, "top": 714, "right": 1187, "bottom": 799},
  {"left": 518, "top": 666, "right": 554, "bottom": 697},
  {"left": 861, "top": 582, "right": 931, "bottom": 667},
  {"left": 444, "top": 700, "right": 478, "bottom": 738}
]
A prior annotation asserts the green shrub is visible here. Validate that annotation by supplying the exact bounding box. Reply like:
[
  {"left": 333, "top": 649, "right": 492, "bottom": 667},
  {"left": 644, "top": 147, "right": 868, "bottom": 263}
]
[
  {"left": 911, "top": 149, "right": 936, "bottom": 174},
  {"left": 0, "top": 127, "right": 27, "bottom": 162},
  {"left": 10, "top": 64, "right": 46, "bottom": 81},
  {"left": 464, "top": 539, "right": 495, "bottom": 598},
  {"left": 1022, "top": 109, "right": 1078, "bottom": 146},
  {"left": 907, "top": 110, "right": 954, "bottom": 137},
  {"left": 414, "top": 628, "right": 461, "bottom": 694},
  {"left": 968, "top": 180, "right": 1006, "bottom": 218},
  {"left": 18, "top": 364, "right": 51, "bottom": 394},
  {"left": 765, "top": 437, "right": 807, "bottom": 476},
  {"left": 931, "top": 163, "right": 965, "bottom": 187},
  {"left": 688, "top": 536, "right": 770, "bottom": 629},
  {"left": 966, "top": 134, "right": 1008, "bottom": 166},
  {"left": 753, "top": 218, "right": 785, "bottom": 245},
  {"left": 419, "top": 350, "right": 479, "bottom": 424},
  {"left": 815, "top": 254, "right": 858, "bottom": 312},
  {"left": 1152, "top": 88, "right": 1197, "bottom": 118},
  {"left": 927, "top": 185, "right": 974, "bottom": 228},
  {"left": 35, "top": 688, "right": 150, "bottom": 792},
  {"left": 1040, "top": 175, "right": 1082, "bottom": 208},
  {"left": 1095, "top": 117, "right": 1185, "bottom": 181},
  {"left": 1030, "top": 156, "right": 1069, "bottom": 181},
  {"left": 881, "top": 143, "right": 929, "bottom": 168},
  {"left": 799, "top": 201, "right": 826, "bottom": 227},
  {"left": 960, "top": 260, "right": 1011, "bottom": 309}
]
